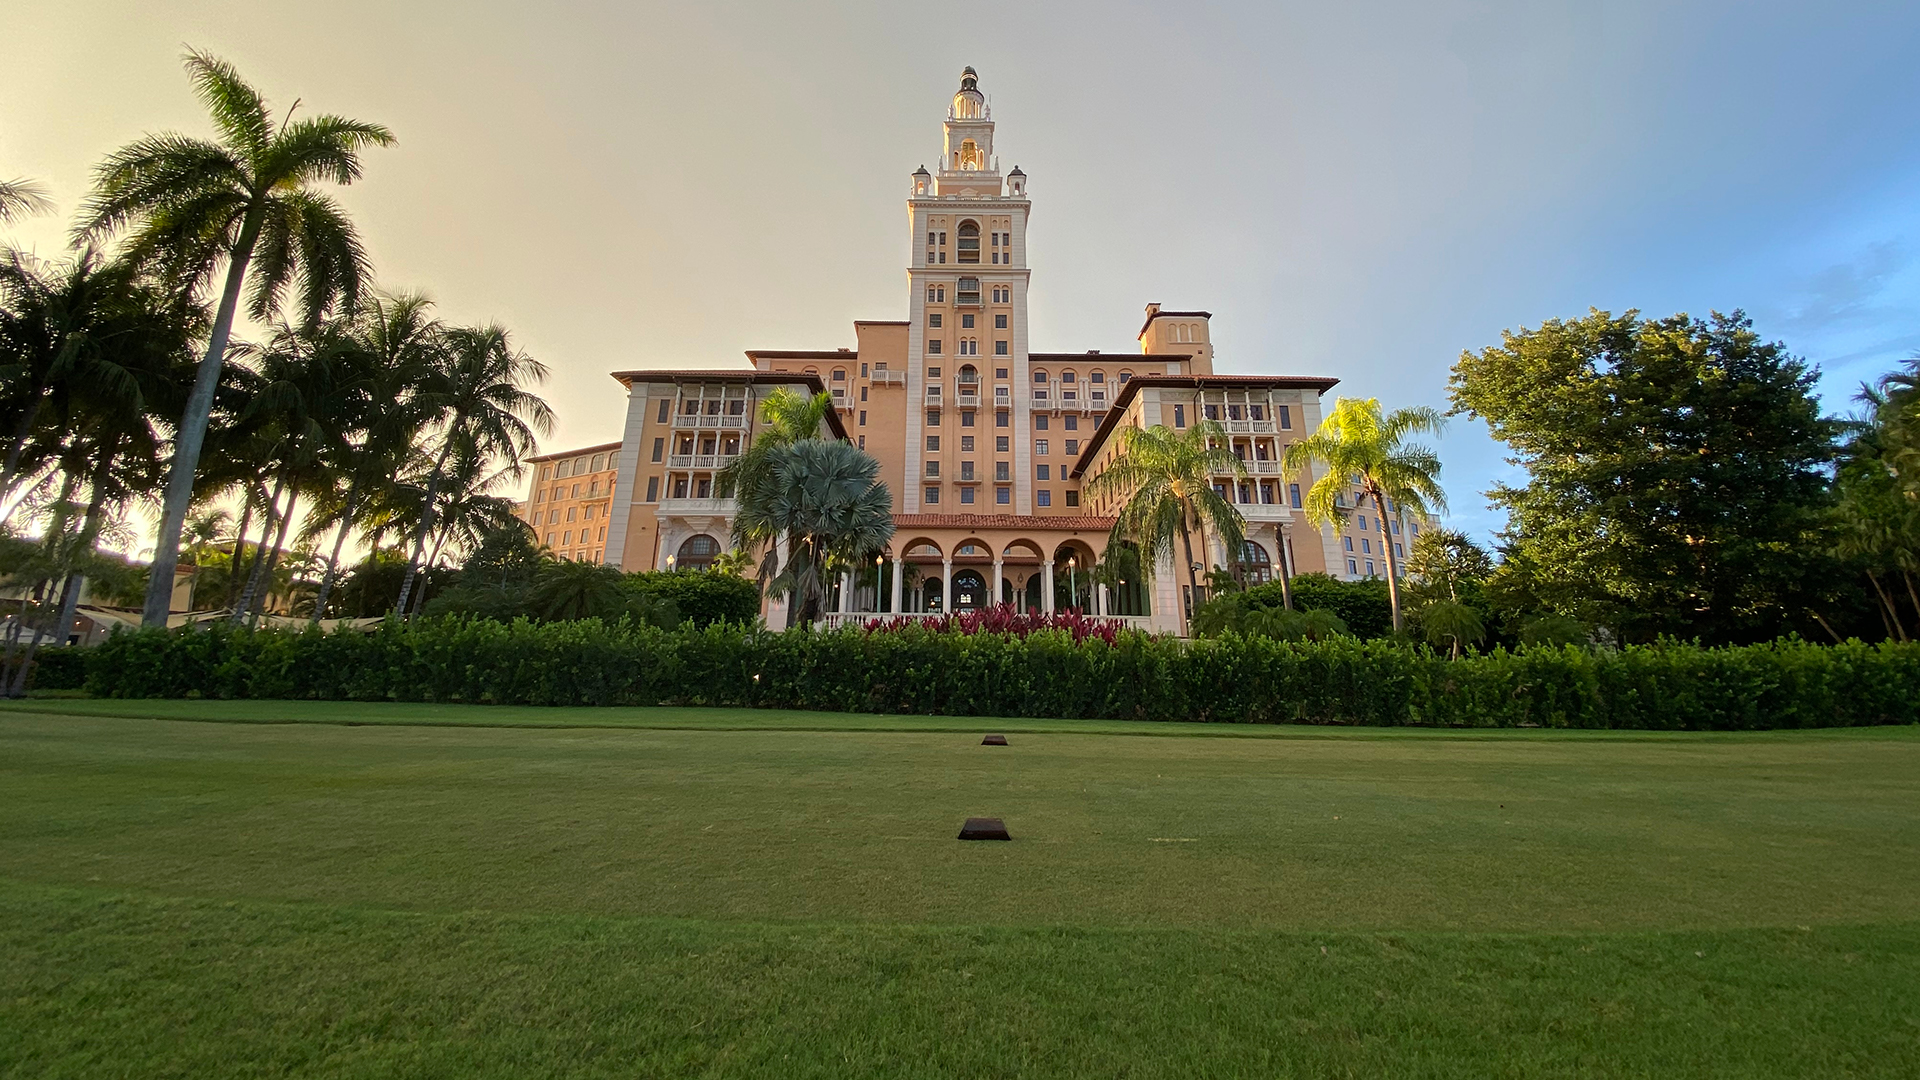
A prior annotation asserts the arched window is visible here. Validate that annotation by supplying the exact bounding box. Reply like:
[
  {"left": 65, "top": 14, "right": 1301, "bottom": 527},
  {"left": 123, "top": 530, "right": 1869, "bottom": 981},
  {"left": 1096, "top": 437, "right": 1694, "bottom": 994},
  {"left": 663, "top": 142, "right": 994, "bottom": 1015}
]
[
  {"left": 1031, "top": 370, "right": 1048, "bottom": 384},
  {"left": 958, "top": 364, "right": 979, "bottom": 385},
  {"left": 1060, "top": 370, "right": 1076, "bottom": 384},
  {"left": 956, "top": 277, "right": 980, "bottom": 304},
  {"left": 832, "top": 368, "right": 846, "bottom": 381},
  {"left": 956, "top": 221, "right": 980, "bottom": 263},
  {"left": 1240, "top": 541, "right": 1273, "bottom": 585},
  {"left": 1090, "top": 371, "right": 1104, "bottom": 384},
  {"left": 1118, "top": 370, "right": 1134, "bottom": 384},
  {"left": 676, "top": 534, "right": 720, "bottom": 571}
]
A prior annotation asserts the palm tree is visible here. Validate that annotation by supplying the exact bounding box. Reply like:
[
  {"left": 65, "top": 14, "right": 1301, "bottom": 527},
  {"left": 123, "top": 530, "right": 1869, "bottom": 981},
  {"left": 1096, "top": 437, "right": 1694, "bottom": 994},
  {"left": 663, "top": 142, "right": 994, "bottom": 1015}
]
[
  {"left": 228, "top": 317, "right": 365, "bottom": 621},
  {"left": 75, "top": 49, "right": 393, "bottom": 627},
  {"left": 0, "top": 179, "right": 52, "bottom": 226},
  {"left": 306, "top": 291, "right": 442, "bottom": 619},
  {"left": 716, "top": 387, "right": 835, "bottom": 498},
  {"left": 393, "top": 324, "right": 552, "bottom": 614},
  {"left": 731, "top": 439, "right": 893, "bottom": 627},
  {"left": 1283, "top": 397, "right": 1447, "bottom": 633},
  {"left": 527, "top": 559, "right": 626, "bottom": 621},
  {"left": 0, "top": 247, "right": 196, "bottom": 503},
  {"left": 1082, "top": 420, "right": 1245, "bottom": 634}
]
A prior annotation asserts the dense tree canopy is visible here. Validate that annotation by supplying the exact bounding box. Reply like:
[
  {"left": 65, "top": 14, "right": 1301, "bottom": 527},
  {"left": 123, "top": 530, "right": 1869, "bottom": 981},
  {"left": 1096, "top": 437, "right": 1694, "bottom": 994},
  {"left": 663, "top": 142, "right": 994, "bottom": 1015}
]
[{"left": 1449, "top": 309, "right": 1839, "bottom": 644}]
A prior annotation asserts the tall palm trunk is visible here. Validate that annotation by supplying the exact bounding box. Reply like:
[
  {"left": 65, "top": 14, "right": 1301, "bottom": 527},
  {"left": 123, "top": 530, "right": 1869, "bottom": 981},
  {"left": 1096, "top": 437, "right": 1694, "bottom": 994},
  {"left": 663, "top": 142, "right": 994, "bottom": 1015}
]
[
  {"left": 244, "top": 489, "right": 299, "bottom": 623},
  {"left": 1867, "top": 570, "right": 1907, "bottom": 641},
  {"left": 310, "top": 472, "right": 364, "bottom": 622},
  {"left": 1371, "top": 491, "right": 1406, "bottom": 633},
  {"left": 48, "top": 437, "right": 121, "bottom": 652},
  {"left": 406, "top": 523, "right": 455, "bottom": 616},
  {"left": 141, "top": 205, "right": 266, "bottom": 628},
  {"left": 2, "top": 472, "right": 76, "bottom": 694},
  {"left": 1276, "top": 524, "right": 1295, "bottom": 610},
  {"left": 0, "top": 396, "right": 45, "bottom": 498},
  {"left": 394, "top": 434, "right": 458, "bottom": 616},
  {"left": 219, "top": 495, "right": 255, "bottom": 612},
  {"left": 232, "top": 472, "right": 289, "bottom": 623},
  {"left": 1178, "top": 511, "right": 1201, "bottom": 635}
]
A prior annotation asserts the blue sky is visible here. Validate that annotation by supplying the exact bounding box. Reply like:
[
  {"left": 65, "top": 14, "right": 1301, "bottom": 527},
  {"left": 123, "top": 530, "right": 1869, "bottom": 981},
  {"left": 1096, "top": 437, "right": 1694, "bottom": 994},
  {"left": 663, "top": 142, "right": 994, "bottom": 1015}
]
[{"left": 6, "top": 1, "right": 1920, "bottom": 544}]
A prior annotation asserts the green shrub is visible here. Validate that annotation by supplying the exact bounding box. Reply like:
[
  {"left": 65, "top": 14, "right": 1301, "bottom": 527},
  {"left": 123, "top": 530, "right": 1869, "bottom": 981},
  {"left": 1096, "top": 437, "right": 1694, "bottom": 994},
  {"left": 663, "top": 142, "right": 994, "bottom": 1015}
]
[
  {"left": 1244, "top": 574, "right": 1394, "bottom": 639},
  {"left": 76, "top": 619, "right": 1920, "bottom": 730},
  {"left": 26, "top": 648, "right": 91, "bottom": 690},
  {"left": 624, "top": 571, "right": 759, "bottom": 628}
]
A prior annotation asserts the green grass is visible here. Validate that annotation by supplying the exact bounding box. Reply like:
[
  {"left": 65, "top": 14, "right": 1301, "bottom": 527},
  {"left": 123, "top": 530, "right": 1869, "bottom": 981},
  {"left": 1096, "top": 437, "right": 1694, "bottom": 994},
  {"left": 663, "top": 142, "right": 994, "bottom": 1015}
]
[{"left": 3, "top": 703, "right": 1918, "bottom": 1076}]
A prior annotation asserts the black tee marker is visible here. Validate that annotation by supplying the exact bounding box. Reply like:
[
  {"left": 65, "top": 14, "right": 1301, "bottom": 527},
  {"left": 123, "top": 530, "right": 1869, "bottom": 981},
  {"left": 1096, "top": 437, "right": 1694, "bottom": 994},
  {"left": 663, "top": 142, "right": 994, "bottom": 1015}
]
[
  {"left": 958, "top": 817, "right": 1011, "bottom": 841},
  {"left": 981, "top": 734, "right": 1008, "bottom": 745}
]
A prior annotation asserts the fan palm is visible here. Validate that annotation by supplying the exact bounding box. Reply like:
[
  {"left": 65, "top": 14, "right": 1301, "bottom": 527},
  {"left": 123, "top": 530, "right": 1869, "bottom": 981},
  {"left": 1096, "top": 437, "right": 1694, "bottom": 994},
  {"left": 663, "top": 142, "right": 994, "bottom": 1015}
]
[
  {"left": 717, "top": 387, "right": 835, "bottom": 498},
  {"left": 732, "top": 439, "right": 893, "bottom": 628},
  {"left": 74, "top": 49, "right": 393, "bottom": 627},
  {"left": 1283, "top": 397, "right": 1447, "bottom": 633},
  {"left": 393, "top": 323, "right": 552, "bottom": 614},
  {"left": 1082, "top": 420, "right": 1245, "bottom": 634}
]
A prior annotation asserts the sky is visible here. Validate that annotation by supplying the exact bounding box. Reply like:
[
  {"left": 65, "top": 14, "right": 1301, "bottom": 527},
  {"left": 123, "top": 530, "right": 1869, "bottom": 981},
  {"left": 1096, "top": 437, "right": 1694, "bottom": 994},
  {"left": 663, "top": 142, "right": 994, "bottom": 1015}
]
[{"left": 6, "top": 0, "right": 1920, "bottom": 546}]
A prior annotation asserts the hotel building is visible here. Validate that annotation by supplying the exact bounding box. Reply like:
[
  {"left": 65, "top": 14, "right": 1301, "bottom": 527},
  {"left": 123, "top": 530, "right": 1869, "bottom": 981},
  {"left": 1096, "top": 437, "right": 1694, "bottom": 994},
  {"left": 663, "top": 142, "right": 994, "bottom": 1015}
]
[{"left": 521, "top": 68, "right": 1425, "bottom": 631}]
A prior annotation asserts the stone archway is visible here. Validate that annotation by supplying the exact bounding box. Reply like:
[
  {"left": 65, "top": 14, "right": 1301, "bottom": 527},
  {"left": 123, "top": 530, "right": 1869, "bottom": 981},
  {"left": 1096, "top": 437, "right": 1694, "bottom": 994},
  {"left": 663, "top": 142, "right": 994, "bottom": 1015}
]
[{"left": 951, "top": 569, "right": 988, "bottom": 611}]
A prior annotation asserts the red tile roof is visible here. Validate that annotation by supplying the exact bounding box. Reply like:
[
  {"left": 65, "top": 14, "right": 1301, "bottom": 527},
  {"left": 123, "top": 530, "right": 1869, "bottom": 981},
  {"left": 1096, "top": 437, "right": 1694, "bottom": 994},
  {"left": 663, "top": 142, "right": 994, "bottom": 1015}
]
[
  {"left": 1138, "top": 308, "right": 1213, "bottom": 339},
  {"left": 527, "top": 440, "right": 623, "bottom": 464}
]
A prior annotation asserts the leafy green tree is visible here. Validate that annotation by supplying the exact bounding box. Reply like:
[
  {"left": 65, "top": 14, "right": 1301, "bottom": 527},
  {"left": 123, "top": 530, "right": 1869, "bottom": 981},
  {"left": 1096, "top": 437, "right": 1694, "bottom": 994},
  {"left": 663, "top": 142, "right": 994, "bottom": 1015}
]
[
  {"left": 1450, "top": 309, "right": 1841, "bottom": 644},
  {"left": 75, "top": 49, "right": 393, "bottom": 627},
  {"left": 1083, "top": 420, "right": 1245, "bottom": 634},
  {"left": 732, "top": 439, "right": 893, "bottom": 628},
  {"left": 1418, "top": 600, "right": 1485, "bottom": 659},
  {"left": 1283, "top": 397, "right": 1447, "bottom": 633},
  {"left": 1243, "top": 573, "right": 1393, "bottom": 639}
]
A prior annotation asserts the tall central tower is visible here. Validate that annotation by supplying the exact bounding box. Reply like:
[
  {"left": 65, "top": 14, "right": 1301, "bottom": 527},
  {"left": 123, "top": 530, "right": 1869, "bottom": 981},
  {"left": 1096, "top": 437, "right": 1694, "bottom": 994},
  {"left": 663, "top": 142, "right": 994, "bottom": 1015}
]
[{"left": 903, "top": 67, "right": 1033, "bottom": 514}]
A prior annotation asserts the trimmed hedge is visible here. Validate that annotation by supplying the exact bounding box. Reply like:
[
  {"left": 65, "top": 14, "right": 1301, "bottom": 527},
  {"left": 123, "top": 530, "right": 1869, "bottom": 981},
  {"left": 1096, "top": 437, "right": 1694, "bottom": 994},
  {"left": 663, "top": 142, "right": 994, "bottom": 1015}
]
[{"left": 69, "top": 619, "right": 1920, "bottom": 730}]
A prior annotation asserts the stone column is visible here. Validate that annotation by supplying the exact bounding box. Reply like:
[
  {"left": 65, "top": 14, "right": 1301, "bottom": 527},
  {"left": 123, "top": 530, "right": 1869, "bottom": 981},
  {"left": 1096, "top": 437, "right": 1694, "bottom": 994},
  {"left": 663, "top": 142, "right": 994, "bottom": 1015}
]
[
  {"left": 992, "top": 559, "right": 1003, "bottom": 608},
  {"left": 941, "top": 558, "right": 953, "bottom": 613},
  {"left": 890, "top": 556, "right": 904, "bottom": 614},
  {"left": 1041, "top": 561, "right": 1055, "bottom": 614}
]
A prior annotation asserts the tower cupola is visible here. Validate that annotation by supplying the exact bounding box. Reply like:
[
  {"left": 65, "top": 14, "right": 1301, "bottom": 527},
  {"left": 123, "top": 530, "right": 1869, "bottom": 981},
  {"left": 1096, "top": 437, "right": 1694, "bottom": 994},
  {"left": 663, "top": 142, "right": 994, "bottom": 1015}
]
[{"left": 951, "top": 67, "right": 986, "bottom": 120}]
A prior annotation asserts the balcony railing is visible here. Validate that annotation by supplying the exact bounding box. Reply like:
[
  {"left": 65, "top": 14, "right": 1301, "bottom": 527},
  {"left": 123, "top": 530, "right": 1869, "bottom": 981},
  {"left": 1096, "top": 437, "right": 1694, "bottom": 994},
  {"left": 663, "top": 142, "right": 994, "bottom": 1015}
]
[
  {"left": 870, "top": 370, "right": 908, "bottom": 386},
  {"left": 666, "top": 452, "right": 741, "bottom": 470},
  {"left": 924, "top": 387, "right": 943, "bottom": 405},
  {"left": 818, "top": 611, "right": 1153, "bottom": 630},
  {"left": 656, "top": 496, "right": 738, "bottom": 518},
  {"left": 956, "top": 389, "right": 980, "bottom": 407},
  {"left": 673, "top": 411, "right": 748, "bottom": 430}
]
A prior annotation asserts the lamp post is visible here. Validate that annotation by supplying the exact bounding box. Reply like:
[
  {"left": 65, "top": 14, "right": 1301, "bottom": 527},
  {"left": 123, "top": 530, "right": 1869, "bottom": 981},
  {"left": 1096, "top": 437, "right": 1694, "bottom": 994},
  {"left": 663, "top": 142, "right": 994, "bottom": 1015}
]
[
  {"left": 875, "top": 553, "right": 884, "bottom": 614},
  {"left": 1068, "top": 555, "right": 1078, "bottom": 613}
]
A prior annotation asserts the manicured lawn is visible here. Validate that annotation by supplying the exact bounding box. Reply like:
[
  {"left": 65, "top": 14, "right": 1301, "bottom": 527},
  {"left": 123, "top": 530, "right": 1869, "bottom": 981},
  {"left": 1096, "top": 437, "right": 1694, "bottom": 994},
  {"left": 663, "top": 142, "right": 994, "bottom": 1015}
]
[{"left": 2, "top": 703, "right": 1917, "bottom": 1076}]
